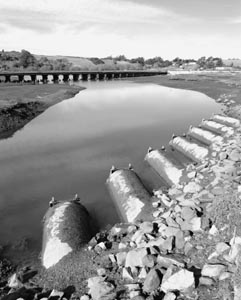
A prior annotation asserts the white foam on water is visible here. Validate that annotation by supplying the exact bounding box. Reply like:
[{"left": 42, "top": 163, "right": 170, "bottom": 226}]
[
  {"left": 43, "top": 202, "right": 72, "bottom": 269},
  {"left": 147, "top": 150, "right": 183, "bottom": 185},
  {"left": 189, "top": 127, "right": 223, "bottom": 144},
  {"left": 213, "top": 114, "right": 240, "bottom": 127},
  {"left": 172, "top": 137, "right": 209, "bottom": 161}
]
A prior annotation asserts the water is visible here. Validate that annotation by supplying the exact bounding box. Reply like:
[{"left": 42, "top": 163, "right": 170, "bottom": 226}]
[{"left": 0, "top": 80, "right": 221, "bottom": 248}]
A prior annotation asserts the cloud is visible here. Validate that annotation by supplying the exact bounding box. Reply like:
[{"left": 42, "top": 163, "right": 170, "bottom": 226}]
[
  {"left": 0, "top": 8, "right": 56, "bottom": 33},
  {"left": 228, "top": 16, "right": 241, "bottom": 24},
  {"left": 0, "top": 0, "right": 197, "bottom": 35}
]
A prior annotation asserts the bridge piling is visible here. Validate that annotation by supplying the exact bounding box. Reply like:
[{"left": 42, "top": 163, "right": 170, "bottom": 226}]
[
  {"left": 90, "top": 73, "right": 97, "bottom": 81},
  {"left": 82, "top": 74, "right": 88, "bottom": 81},
  {"left": 73, "top": 74, "right": 79, "bottom": 82},
  {"left": 63, "top": 74, "right": 69, "bottom": 83},
  {"left": 53, "top": 74, "right": 59, "bottom": 83},
  {"left": 5, "top": 75, "right": 11, "bottom": 83}
]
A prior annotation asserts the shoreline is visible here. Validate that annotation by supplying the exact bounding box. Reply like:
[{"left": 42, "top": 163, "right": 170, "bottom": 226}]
[
  {"left": 1, "top": 74, "right": 241, "bottom": 299},
  {"left": 0, "top": 84, "right": 84, "bottom": 139}
]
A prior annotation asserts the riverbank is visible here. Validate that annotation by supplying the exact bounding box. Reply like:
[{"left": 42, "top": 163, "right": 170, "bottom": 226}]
[
  {"left": 0, "top": 84, "right": 84, "bottom": 139},
  {"left": 133, "top": 71, "right": 241, "bottom": 106}
]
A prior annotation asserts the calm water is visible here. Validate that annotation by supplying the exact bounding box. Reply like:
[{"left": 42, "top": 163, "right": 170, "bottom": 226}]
[{"left": 0, "top": 80, "right": 221, "bottom": 248}]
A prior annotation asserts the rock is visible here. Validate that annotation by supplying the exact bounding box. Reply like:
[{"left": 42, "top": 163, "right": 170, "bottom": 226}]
[
  {"left": 199, "top": 277, "right": 215, "bottom": 286},
  {"left": 143, "top": 269, "right": 161, "bottom": 293},
  {"left": 131, "top": 296, "right": 146, "bottom": 300},
  {"left": 181, "top": 207, "right": 196, "bottom": 221},
  {"left": 139, "top": 222, "right": 153, "bottom": 234},
  {"left": 131, "top": 230, "right": 144, "bottom": 244},
  {"left": 129, "top": 290, "right": 141, "bottom": 298},
  {"left": 211, "top": 187, "right": 224, "bottom": 196},
  {"left": 181, "top": 217, "right": 201, "bottom": 232},
  {"left": 209, "top": 225, "right": 219, "bottom": 236},
  {"left": 87, "top": 277, "right": 115, "bottom": 300},
  {"left": 108, "top": 254, "right": 116, "bottom": 264},
  {"left": 95, "top": 242, "right": 106, "bottom": 251},
  {"left": 153, "top": 210, "right": 161, "bottom": 218},
  {"left": 163, "top": 292, "right": 176, "bottom": 300},
  {"left": 157, "top": 255, "right": 184, "bottom": 268},
  {"left": 184, "top": 242, "right": 193, "bottom": 255},
  {"left": 142, "top": 255, "right": 156, "bottom": 268},
  {"left": 138, "top": 267, "right": 147, "bottom": 279},
  {"left": 116, "top": 252, "right": 127, "bottom": 266},
  {"left": 175, "top": 231, "right": 185, "bottom": 249},
  {"left": 97, "top": 268, "right": 106, "bottom": 276},
  {"left": 162, "top": 237, "right": 174, "bottom": 251},
  {"left": 125, "top": 283, "right": 141, "bottom": 291},
  {"left": 125, "top": 248, "right": 147, "bottom": 267},
  {"left": 166, "top": 217, "right": 179, "bottom": 228},
  {"left": 187, "top": 171, "right": 196, "bottom": 179},
  {"left": 229, "top": 150, "right": 241, "bottom": 161},
  {"left": 80, "top": 296, "right": 90, "bottom": 300},
  {"left": 201, "top": 264, "right": 226, "bottom": 278},
  {"left": 118, "top": 242, "right": 127, "bottom": 249},
  {"left": 183, "top": 182, "right": 202, "bottom": 194},
  {"left": 163, "top": 227, "right": 180, "bottom": 237},
  {"left": 122, "top": 268, "right": 134, "bottom": 281},
  {"left": 219, "top": 152, "right": 227, "bottom": 160},
  {"left": 216, "top": 242, "right": 230, "bottom": 255},
  {"left": 49, "top": 289, "right": 64, "bottom": 299},
  {"left": 161, "top": 269, "right": 194, "bottom": 293},
  {"left": 128, "top": 225, "right": 137, "bottom": 233},
  {"left": 219, "top": 272, "right": 231, "bottom": 280},
  {"left": 8, "top": 273, "right": 22, "bottom": 289}
]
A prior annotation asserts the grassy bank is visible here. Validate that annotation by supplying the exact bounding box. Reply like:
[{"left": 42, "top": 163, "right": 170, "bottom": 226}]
[
  {"left": 0, "top": 84, "right": 84, "bottom": 138},
  {"left": 131, "top": 72, "right": 241, "bottom": 106}
]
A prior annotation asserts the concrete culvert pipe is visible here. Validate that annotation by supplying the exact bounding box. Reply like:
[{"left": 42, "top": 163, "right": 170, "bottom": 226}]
[
  {"left": 106, "top": 167, "right": 153, "bottom": 223},
  {"left": 42, "top": 197, "right": 93, "bottom": 269},
  {"left": 212, "top": 114, "right": 240, "bottom": 128},
  {"left": 145, "top": 148, "right": 183, "bottom": 186}
]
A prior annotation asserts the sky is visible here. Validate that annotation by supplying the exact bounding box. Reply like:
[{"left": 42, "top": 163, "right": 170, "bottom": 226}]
[{"left": 0, "top": 0, "right": 241, "bottom": 59}]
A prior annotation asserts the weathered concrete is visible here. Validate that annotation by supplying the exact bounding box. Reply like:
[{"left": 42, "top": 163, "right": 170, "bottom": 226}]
[
  {"left": 106, "top": 167, "right": 153, "bottom": 223},
  {"left": 145, "top": 148, "right": 183, "bottom": 186},
  {"left": 169, "top": 136, "right": 209, "bottom": 163},
  {"left": 188, "top": 126, "right": 223, "bottom": 145},
  {"left": 42, "top": 198, "right": 92, "bottom": 269}
]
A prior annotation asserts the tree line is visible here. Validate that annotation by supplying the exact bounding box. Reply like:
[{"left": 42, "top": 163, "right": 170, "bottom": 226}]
[{"left": 0, "top": 49, "right": 227, "bottom": 72}]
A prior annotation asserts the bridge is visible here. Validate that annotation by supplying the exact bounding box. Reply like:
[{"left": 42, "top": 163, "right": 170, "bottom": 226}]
[{"left": 0, "top": 70, "right": 167, "bottom": 83}]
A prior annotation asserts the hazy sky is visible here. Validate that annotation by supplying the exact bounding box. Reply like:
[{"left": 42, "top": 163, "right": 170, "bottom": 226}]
[{"left": 0, "top": 0, "right": 241, "bottom": 59}]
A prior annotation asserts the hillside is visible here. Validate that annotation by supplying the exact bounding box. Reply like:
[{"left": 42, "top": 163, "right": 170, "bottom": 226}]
[{"left": 34, "top": 54, "right": 143, "bottom": 71}]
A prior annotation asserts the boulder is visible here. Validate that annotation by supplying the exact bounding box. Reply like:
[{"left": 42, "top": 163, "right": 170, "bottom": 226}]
[
  {"left": 125, "top": 248, "right": 147, "bottom": 268},
  {"left": 163, "top": 292, "right": 176, "bottom": 300},
  {"left": 143, "top": 269, "right": 161, "bottom": 293},
  {"left": 201, "top": 264, "right": 226, "bottom": 278},
  {"left": 161, "top": 269, "right": 194, "bottom": 293},
  {"left": 139, "top": 222, "right": 153, "bottom": 234},
  {"left": 116, "top": 252, "right": 127, "bottom": 266},
  {"left": 181, "top": 207, "right": 196, "bottom": 221},
  {"left": 183, "top": 182, "right": 202, "bottom": 194},
  {"left": 87, "top": 277, "right": 115, "bottom": 300}
]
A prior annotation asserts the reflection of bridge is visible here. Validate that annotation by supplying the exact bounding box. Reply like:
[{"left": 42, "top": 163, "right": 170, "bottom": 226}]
[{"left": 0, "top": 70, "right": 167, "bottom": 83}]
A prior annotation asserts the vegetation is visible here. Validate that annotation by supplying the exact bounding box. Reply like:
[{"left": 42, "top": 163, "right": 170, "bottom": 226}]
[{"left": 0, "top": 49, "right": 237, "bottom": 72}]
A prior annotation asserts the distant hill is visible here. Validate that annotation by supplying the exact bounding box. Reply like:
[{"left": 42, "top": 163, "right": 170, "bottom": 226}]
[{"left": 34, "top": 54, "right": 143, "bottom": 71}]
